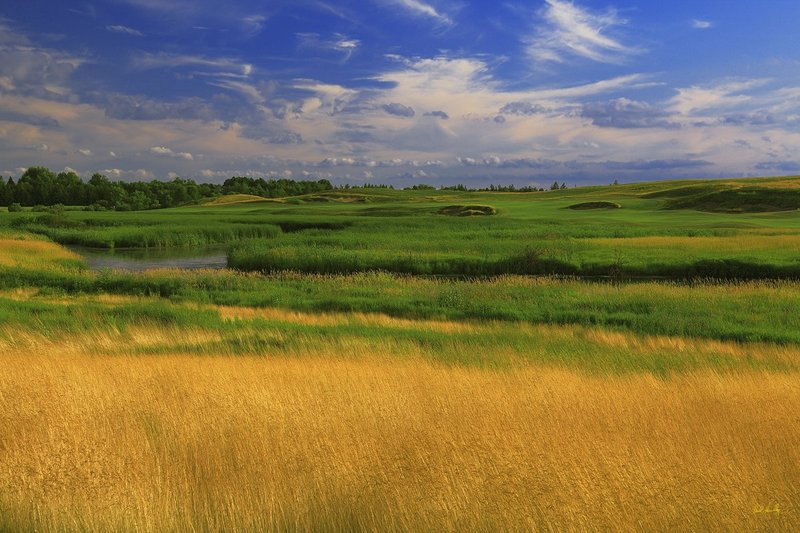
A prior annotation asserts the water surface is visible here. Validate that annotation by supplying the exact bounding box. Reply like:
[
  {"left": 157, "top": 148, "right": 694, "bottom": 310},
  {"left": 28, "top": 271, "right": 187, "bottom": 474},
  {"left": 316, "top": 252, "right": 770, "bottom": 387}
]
[{"left": 69, "top": 245, "right": 228, "bottom": 272}]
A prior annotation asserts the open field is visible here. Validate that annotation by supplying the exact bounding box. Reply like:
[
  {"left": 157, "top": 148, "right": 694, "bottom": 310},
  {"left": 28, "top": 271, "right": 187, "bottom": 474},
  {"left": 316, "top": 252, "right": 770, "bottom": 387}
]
[{"left": 1, "top": 176, "right": 800, "bottom": 530}]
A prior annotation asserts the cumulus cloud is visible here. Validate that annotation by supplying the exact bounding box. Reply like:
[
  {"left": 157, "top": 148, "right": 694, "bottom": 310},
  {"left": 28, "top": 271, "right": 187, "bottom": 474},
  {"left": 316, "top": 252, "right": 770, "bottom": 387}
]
[
  {"left": 78, "top": 148, "right": 93, "bottom": 156},
  {"left": 0, "top": 22, "right": 84, "bottom": 99},
  {"left": 105, "top": 25, "right": 144, "bottom": 36},
  {"left": 458, "top": 156, "right": 558, "bottom": 169},
  {"left": 0, "top": 110, "right": 60, "bottom": 127},
  {"left": 529, "top": 0, "right": 641, "bottom": 65},
  {"left": 755, "top": 161, "right": 800, "bottom": 172},
  {"left": 721, "top": 110, "right": 793, "bottom": 126},
  {"left": 581, "top": 98, "right": 680, "bottom": 129},
  {"left": 149, "top": 146, "right": 194, "bottom": 160},
  {"left": 269, "top": 132, "right": 303, "bottom": 144},
  {"left": 424, "top": 110, "right": 449, "bottom": 119},
  {"left": 601, "top": 159, "right": 712, "bottom": 170},
  {"left": 691, "top": 19, "right": 712, "bottom": 29},
  {"left": 669, "top": 79, "right": 768, "bottom": 115},
  {"left": 96, "top": 93, "right": 223, "bottom": 121},
  {"left": 499, "top": 102, "right": 546, "bottom": 116},
  {"left": 382, "top": 102, "right": 416, "bottom": 117}
]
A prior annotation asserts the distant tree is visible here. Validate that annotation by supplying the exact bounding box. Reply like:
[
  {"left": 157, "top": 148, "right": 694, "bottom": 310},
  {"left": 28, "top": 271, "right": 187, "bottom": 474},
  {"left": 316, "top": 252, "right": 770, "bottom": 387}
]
[
  {"left": 3, "top": 178, "right": 16, "bottom": 206},
  {"left": 612, "top": 179, "right": 619, "bottom": 186},
  {"left": 560, "top": 182, "right": 567, "bottom": 189},
  {"left": 550, "top": 181, "right": 560, "bottom": 191},
  {"left": 55, "top": 171, "right": 84, "bottom": 205}
]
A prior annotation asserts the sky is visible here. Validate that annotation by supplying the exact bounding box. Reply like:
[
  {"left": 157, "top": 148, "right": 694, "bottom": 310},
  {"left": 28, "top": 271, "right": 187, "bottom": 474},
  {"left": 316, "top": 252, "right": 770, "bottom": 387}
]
[{"left": 1, "top": 0, "right": 800, "bottom": 187}]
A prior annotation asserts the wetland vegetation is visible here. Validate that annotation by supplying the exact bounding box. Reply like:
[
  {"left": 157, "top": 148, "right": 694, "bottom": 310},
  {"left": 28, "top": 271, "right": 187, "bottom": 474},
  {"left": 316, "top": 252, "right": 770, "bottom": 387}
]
[{"left": 1, "top": 173, "right": 799, "bottom": 530}]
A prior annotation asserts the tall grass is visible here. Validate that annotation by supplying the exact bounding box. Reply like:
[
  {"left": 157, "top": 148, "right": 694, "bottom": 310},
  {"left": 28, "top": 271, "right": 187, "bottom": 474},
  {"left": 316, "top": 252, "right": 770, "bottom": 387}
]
[
  {"left": 1, "top": 351, "right": 797, "bottom": 531},
  {"left": 3, "top": 290, "right": 800, "bottom": 374},
  {"left": 5, "top": 262, "right": 800, "bottom": 345}
]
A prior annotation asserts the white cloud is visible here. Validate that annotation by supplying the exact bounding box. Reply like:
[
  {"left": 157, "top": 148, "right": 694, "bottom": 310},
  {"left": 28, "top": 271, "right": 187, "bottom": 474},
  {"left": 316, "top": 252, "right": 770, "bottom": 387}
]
[
  {"left": 106, "top": 25, "right": 144, "bottom": 36},
  {"left": 297, "top": 33, "right": 361, "bottom": 62},
  {"left": 242, "top": 15, "right": 267, "bottom": 36},
  {"left": 149, "top": 146, "right": 194, "bottom": 160},
  {"left": 691, "top": 19, "right": 712, "bottom": 29},
  {"left": 529, "top": 0, "right": 640, "bottom": 65},
  {"left": 133, "top": 52, "right": 253, "bottom": 76},
  {"left": 78, "top": 148, "right": 93, "bottom": 156},
  {"left": 207, "top": 79, "right": 265, "bottom": 103},
  {"left": 381, "top": 0, "right": 451, "bottom": 25},
  {"left": 669, "top": 80, "right": 769, "bottom": 115}
]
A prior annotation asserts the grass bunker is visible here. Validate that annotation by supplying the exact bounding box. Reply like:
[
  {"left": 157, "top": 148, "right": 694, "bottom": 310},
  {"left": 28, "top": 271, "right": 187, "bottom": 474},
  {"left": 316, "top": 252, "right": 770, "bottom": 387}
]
[
  {"left": 567, "top": 201, "right": 622, "bottom": 210},
  {"left": 437, "top": 205, "right": 497, "bottom": 216}
]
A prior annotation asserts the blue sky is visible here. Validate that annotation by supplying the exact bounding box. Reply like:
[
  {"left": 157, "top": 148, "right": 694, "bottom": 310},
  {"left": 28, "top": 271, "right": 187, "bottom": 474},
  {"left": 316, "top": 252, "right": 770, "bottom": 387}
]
[{"left": 2, "top": 0, "right": 800, "bottom": 186}]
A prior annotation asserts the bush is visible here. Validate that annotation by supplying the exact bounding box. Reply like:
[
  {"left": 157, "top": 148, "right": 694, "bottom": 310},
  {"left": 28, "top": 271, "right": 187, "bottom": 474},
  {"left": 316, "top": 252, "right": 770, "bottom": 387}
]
[{"left": 7, "top": 203, "right": 22, "bottom": 213}]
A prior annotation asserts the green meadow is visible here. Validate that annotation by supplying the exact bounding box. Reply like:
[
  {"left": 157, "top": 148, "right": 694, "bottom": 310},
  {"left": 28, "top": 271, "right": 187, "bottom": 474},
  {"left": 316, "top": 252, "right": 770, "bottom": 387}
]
[{"left": 2, "top": 175, "right": 799, "bottom": 530}]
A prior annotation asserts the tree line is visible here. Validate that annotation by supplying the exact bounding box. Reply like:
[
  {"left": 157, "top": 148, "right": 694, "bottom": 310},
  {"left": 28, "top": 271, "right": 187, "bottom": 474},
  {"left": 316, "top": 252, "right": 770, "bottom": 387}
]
[
  {"left": 0, "top": 167, "right": 333, "bottom": 211},
  {"left": 0, "top": 166, "right": 578, "bottom": 212}
]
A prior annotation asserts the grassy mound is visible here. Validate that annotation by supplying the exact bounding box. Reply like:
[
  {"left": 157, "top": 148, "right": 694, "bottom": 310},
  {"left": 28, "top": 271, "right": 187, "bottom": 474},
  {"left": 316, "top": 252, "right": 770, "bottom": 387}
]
[
  {"left": 437, "top": 205, "right": 497, "bottom": 216},
  {"left": 658, "top": 187, "right": 800, "bottom": 213},
  {"left": 567, "top": 201, "right": 622, "bottom": 210},
  {"left": 204, "top": 194, "right": 268, "bottom": 206}
]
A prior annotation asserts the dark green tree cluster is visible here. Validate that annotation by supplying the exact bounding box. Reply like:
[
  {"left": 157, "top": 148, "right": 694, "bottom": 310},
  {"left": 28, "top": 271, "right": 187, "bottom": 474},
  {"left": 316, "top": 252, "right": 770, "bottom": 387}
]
[
  {"left": 222, "top": 176, "right": 333, "bottom": 198},
  {"left": 0, "top": 167, "right": 333, "bottom": 211},
  {"left": 434, "top": 184, "right": 547, "bottom": 192}
]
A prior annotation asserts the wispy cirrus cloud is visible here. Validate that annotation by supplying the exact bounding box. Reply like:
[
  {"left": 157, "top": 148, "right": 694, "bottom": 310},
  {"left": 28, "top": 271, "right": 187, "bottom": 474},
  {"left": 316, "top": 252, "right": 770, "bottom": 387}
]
[
  {"left": 297, "top": 33, "right": 360, "bottom": 62},
  {"left": 133, "top": 52, "right": 253, "bottom": 75},
  {"left": 691, "top": 19, "right": 713, "bottom": 30},
  {"left": 529, "top": 0, "right": 640, "bottom": 65},
  {"left": 381, "top": 0, "right": 452, "bottom": 25},
  {"left": 105, "top": 25, "right": 144, "bottom": 36},
  {"left": 241, "top": 15, "right": 267, "bottom": 36}
]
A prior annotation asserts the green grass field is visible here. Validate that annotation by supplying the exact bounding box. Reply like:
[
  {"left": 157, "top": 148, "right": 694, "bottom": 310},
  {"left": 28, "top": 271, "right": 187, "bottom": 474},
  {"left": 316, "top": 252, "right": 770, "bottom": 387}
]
[
  {"left": 6, "top": 175, "right": 800, "bottom": 278},
  {"left": 1, "top": 176, "right": 799, "bottom": 530}
]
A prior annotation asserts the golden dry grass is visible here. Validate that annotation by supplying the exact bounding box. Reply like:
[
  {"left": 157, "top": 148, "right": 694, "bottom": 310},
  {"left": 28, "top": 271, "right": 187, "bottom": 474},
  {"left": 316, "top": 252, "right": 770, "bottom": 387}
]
[
  {"left": 1, "top": 349, "right": 798, "bottom": 532},
  {"left": 203, "top": 194, "right": 271, "bottom": 206},
  {"left": 0, "top": 237, "right": 82, "bottom": 268}
]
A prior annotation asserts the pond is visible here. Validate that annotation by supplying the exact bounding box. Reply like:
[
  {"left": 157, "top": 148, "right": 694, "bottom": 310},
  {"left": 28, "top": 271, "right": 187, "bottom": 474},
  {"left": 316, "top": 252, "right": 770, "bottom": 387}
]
[{"left": 68, "top": 245, "right": 229, "bottom": 272}]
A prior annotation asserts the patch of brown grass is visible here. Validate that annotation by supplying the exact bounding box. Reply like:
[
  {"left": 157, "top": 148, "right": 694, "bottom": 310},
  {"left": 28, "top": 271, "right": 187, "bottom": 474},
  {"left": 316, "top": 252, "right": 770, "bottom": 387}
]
[{"left": 1, "top": 351, "right": 797, "bottom": 531}]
